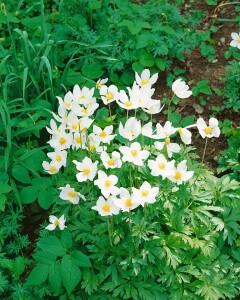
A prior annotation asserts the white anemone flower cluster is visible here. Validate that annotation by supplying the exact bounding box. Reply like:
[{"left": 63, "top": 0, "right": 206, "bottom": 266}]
[{"left": 43, "top": 69, "right": 221, "bottom": 226}]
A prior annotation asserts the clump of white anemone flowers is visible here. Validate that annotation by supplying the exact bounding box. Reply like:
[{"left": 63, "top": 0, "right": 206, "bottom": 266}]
[
  {"left": 230, "top": 32, "right": 240, "bottom": 49},
  {"left": 172, "top": 78, "right": 192, "bottom": 99},
  {"left": 45, "top": 215, "right": 66, "bottom": 231}
]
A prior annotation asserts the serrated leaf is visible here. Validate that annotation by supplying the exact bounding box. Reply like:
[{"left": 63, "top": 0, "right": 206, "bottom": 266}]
[
  {"left": 61, "top": 230, "right": 73, "bottom": 249},
  {"left": 61, "top": 254, "right": 81, "bottom": 294},
  {"left": 33, "top": 251, "right": 58, "bottom": 265},
  {"left": 82, "top": 63, "right": 104, "bottom": 79},
  {"left": 26, "top": 264, "right": 49, "bottom": 286},
  {"left": 71, "top": 250, "right": 91, "bottom": 268},
  {"left": 49, "top": 261, "right": 62, "bottom": 292},
  {"left": 38, "top": 188, "right": 56, "bottom": 210},
  {"left": 31, "top": 177, "right": 52, "bottom": 190},
  {"left": 155, "top": 58, "right": 165, "bottom": 71},
  {"left": 38, "top": 236, "right": 66, "bottom": 257},
  {"left": 139, "top": 54, "right": 154, "bottom": 67}
]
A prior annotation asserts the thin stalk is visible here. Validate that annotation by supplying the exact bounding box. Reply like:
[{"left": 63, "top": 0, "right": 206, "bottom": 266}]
[
  {"left": 107, "top": 217, "right": 113, "bottom": 247},
  {"left": 201, "top": 138, "right": 208, "bottom": 166},
  {"left": 128, "top": 211, "right": 138, "bottom": 252},
  {"left": 167, "top": 95, "right": 174, "bottom": 119}
]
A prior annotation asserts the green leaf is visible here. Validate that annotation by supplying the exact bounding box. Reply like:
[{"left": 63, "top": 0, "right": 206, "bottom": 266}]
[
  {"left": 31, "top": 177, "right": 52, "bottom": 190},
  {"left": 12, "top": 165, "right": 31, "bottom": 184},
  {"left": 38, "top": 188, "right": 56, "bottom": 210},
  {"left": 33, "top": 251, "right": 58, "bottom": 265},
  {"left": 139, "top": 54, "right": 155, "bottom": 67},
  {"left": 20, "top": 186, "right": 38, "bottom": 204},
  {"left": 169, "top": 113, "right": 181, "bottom": 124},
  {"left": 61, "top": 254, "right": 81, "bottom": 294},
  {"left": 132, "top": 61, "right": 144, "bottom": 74},
  {"left": 61, "top": 230, "right": 73, "bottom": 249},
  {"left": 13, "top": 257, "right": 25, "bottom": 278},
  {"left": 26, "top": 264, "right": 49, "bottom": 286},
  {"left": 0, "top": 193, "right": 7, "bottom": 211},
  {"left": 49, "top": 261, "right": 62, "bottom": 292},
  {"left": 155, "top": 58, "right": 165, "bottom": 71},
  {"left": 0, "top": 183, "right": 12, "bottom": 193},
  {"left": 82, "top": 63, "right": 104, "bottom": 79},
  {"left": 71, "top": 250, "right": 91, "bottom": 268},
  {"left": 159, "top": 26, "right": 176, "bottom": 35},
  {"left": 181, "top": 116, "right": 195, "bottom": 127},
  {"left": 38, "top": 236, "right": 66, "bottom": 257},
  {"left": 127, "top": 22, "right": 141, "bottom": 35}
]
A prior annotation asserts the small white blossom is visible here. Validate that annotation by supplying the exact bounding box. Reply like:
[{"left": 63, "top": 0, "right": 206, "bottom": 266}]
[
  {"left": 46, "top": 215, "right": 66, "bottom": 231},
  {"left": 94, "top": 170, "right": 119, "bottom": 198},
  {"left": 113, "top": 188, "right": 140, "bottom": 212},
  {"left": 100, "top": 151, "right": 122, "bottom": 169},
  {"left": 132, "top": 181, "right": 159, "bottom": 206},
  {"left": 197, "top": 117, "right": 220, "bottom": 139},
  {"left": 172, "top": 78, "right": 192, "bottom": 99},
  {"left": 73, "top": 157, "right": 98, "bottom": 182},
  {"left": 59, "top": 184, "right": 85, "bottom": 204},
  {"left": 135, "top": 69, "right": 158, "bottom": 87},
  {"left": 119, "top": 117, "right": 142, "bottom": 141},
  {"left": 42, "top": 161, "right": 60, "bottom": 175},
  {"left": 167, "top": 160, "right": 194, "bottom": 185},
  {"left": 119, "top": 142, "right": 149, "bottom": 166},
  {"left": 230, "top": 32, "right": 240, "bottom": 49},
  {"left": 92, "top": 196, "right": 120, "bottom": 216}
]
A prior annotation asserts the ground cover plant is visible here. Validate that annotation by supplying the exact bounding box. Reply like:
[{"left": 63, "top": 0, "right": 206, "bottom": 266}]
[{"left": 0, "top": 0, "right": 239, "bottom": 299}]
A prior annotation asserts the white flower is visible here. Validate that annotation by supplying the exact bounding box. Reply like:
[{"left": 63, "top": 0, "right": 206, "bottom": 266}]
[
  {"left": 73, "top": 157, "right": 98, "bottom": 182},
  {"left": 177, "top": 127, "right": 192, "bottom": 145},
  {"left": 135, "top": 69, "right": 158, "bottom": 87},
  {"left": 93, "top": 125, "right": 116, "bottom": 144},
  {"left": 113, "top": 188, "right": 140, "bottom": 212},
  {"left": 132, "top": 181, "right": 159, "bottom": 206},
  {"left": 196, "top": 117, "right": 220, "bottom": 138},
  {"left": 141, "top": 122, "right": 153, "bottom": 138},
  {"left": 48, "top": 131, "right": 73, "bottom": 150},
  {"left": 230, "top": 32, "right": 240, "bottom": 49},
  {"left": 96, "top": 78, "right": 108, "bottom": 89},
  {"left": 100, "top": 151, "right": 122, "bottom": 169},
  {"left": 127, "top": 82, "right": 154, "bottom": 108},
  {"left": 88, "top": 133, "right": 107, "bottom": 152},
  {"left": 154, "top": 138, "right": 181, "bottom": 158},
  {"left": 59, "top": 184, "right": 85, "bottom": 204},
  {"left": 42, "top": 161, "right": 60, "bottom": 175},
  {"left": 148, "top": 154, "right": 175, "bottom": 179},
  {"left": 155, "top": 121, "right": 178, "bottom": 139},
  {"left": 92, "top": 196, "right": 120, "bottom": 216},
  {"left": 72, "top": 132, "right": 87, "bottom": 150},
  {"left": 100, "top": 85, "right": 119, "bottom": 105},
  {"left": 47, "top": 150, "right": 67, "bottom": 168},
  {"left": 78, "top": 116, "right": 94, "bottom": 132},
  {"left": 167, "top": 160, "right": 194, "bottom": 185},
  {"left": 172, "top": 78, "right": 192, "bottom": 99},
  {"left": 117, "top": 90, "right": 138, "bottom": 110},
  {"left": 119, "top": 117, "right": 142, "bottom": 141},
  {"left": 57, "top": 91, "right": 74, "bottom": 110},
  {"left": 46, "top": 215, "right": 66, "bottom": 231},
  {"left": 46, "top": 119, "right": 66, "bottom": 135},
  {"left": 142, "top": 99, "right": 163, "bottom": 115},
  {"left": 94, "top": 170, "right": 119, "bottom": 198},
  {"left": 71, "top": 103, "right": 99, "bottom": 117},
  {"left": 119, "top": 142, "right": 149, "bottom": 166},
  {"left": 72, "top": 85, "right": 95, "bottom": 105}
]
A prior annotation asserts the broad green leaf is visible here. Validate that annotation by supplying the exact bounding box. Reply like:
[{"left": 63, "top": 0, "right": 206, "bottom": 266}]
[
  {"left": 139, "top": 54, "right": 155, "bottom": 67},
  {"left": 31, "top": 177, "right": 52, "bottom": 190},
  {"left": 38, "top": 236, "right": 66, "bottom": 257},
  {"left": 0, "top": 183, "right": 12, "bottom": 193},
  {"left": 20, "top": 186, "right": 38, "bottom": 204},
  {"left": 71, "top": 250, "right": 91, "bottom": 268},
  {"left": 61, "top": 254, "right": 81, "bottom": 294},
  {"left": 13, "top": 257, "right": 25, "bottom": 277},
  {"left": 61, "top": 230, "right": 73, "bottom": 249},
  {"left": 49, "top": 261, "right": 62, "bottom": 292},
  {"left": 12, "top": 165, "right": 31, "bottom": 184},
  {"left": 159, "top": 26, "right": 176, "bottom": 35},
  {"left": 155, "top": 58, "right": 165, "bottom": 71},
  {"left": 38, "top": 188, "right": 56, "bottom": 210},
  {"left": 82, "top": 63, "right": 104, "bottom": 79},
  {"left": 33, "top": 251, "right": 58, "bottom": 265},
  {"left": 132, "top": 61, "right": 144, "bottom": 74},
  {"left": 26, "top": 264, "right": 49, "bottom": 286}
]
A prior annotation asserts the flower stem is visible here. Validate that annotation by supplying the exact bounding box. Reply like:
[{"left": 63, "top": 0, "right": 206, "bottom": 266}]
[
  {"left": 107, "top": 217, "right": 113, "bottom": 247},
  {"left": 201, "top": 138, "right": 208, "bottom": 166},
  {"left": 167, "top": 95, "right": 174, "bottom": 119}
]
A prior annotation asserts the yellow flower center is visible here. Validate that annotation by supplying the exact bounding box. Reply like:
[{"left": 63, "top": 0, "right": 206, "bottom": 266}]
[
  {"left": 141, "top": 79, "right": 149, "bottom": 85},
  {"left": 66, "top": 102, "right": 71, "bottom": 108},
  {"left": 165, "top": 137, "right": 170, "bottom": 145},
  {"left": 78, "top": 120, "right": 82, "bottom": 125},
  {"left": 75, "top": 137, "right": 81, "bottom": 144},
  {"left": 81, "top": 109, "right": 88, "bottom": 114},
  {"left": 102, "top": 203, "right": 110, "bottom": 212},
  {"left": 105, "top": 93, "right": 113, "bottom": 100},
  {"left": 59, "top": 137, "right": 66, "bottom": 145},
  {"left": 204, "top": 127, "right": 212, "bottom": 134},
  {"left": 79, "top": 95, "right": 85, "bottom": 100},
  {"left": 125, "top": 101, "right": 132, "bottom": 108},
  {"left": 108, "top": 159, "right": 115, "bottom": 166},
  {"left": 97, "top": 83, "right": 102, "bottom": 89},
  {"left": 68, "top": 191, "right": 75, "bottom": 198},
  {"left": 105, "top": 180, "right": 111, "bottom": 187},
  {"left": 174, "top": 171, "right": 182, "bottom": 180},
  {"left": 238, "top": 37, "right": 240, "bottom": 43},
  {"left": 83, "top": 167, "right": 90, "bottom": 175},
  {"left": 54, "top": 220, "right": 60, "bottom": 227},
  {"left": 178, "top": 128, "right": 183, "bottom": 134},
  {"left": 125, "top": 198, "right": 133, "bottom": 207},
  {"left": 131, "top": 149, "right": 138, "bottom": 156},
  {"left": 141, "top": 190, "right": 149, "bottom": 197},
  {"left": 89, "top": 144, "right": 96, "bottom": 151},
  {"left": 158, "top": 163, "right": 165, "bottom": 169},
  {"left": 55, "top": 155, "right": 62, "bottom": 162},
  {"left": 71, "top": 124, "right": 78, "bottom": 130},
  {"left": 99, "top": 131, "right": 108, "bottom": 138},
  {"left": 49, "top": 166, "right": 57, "bottom": 173}
]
